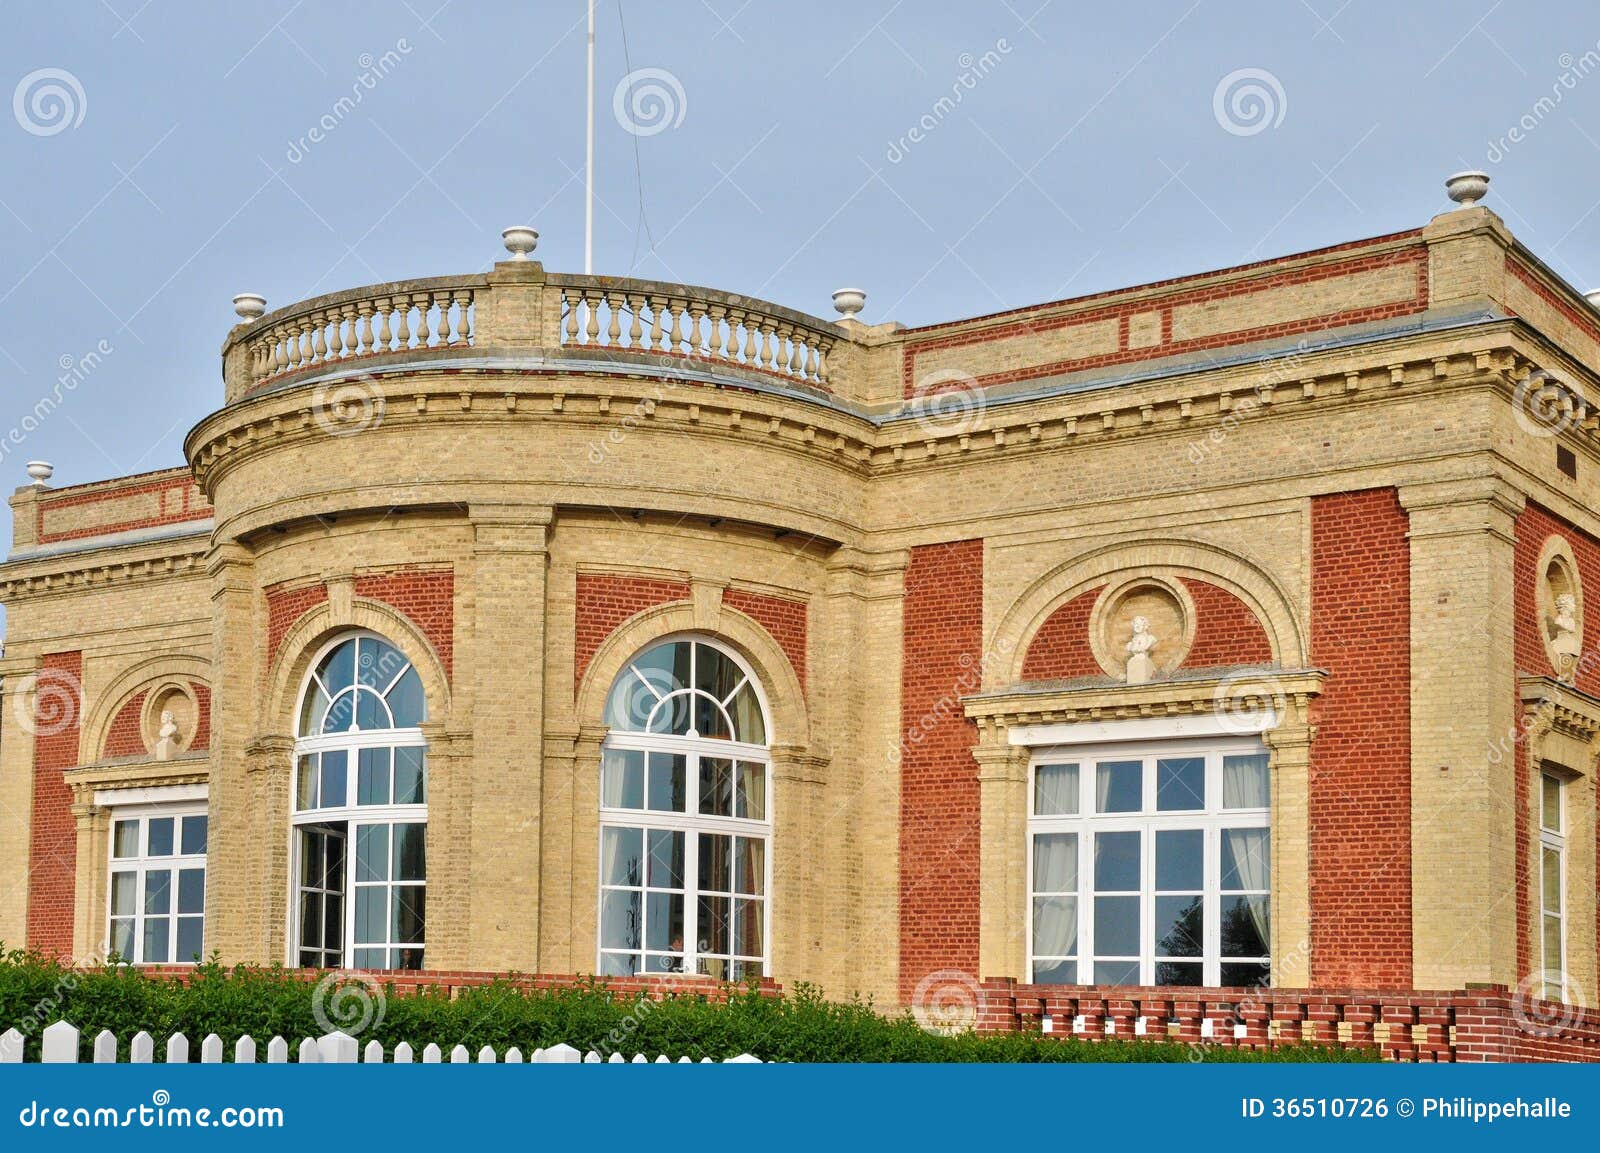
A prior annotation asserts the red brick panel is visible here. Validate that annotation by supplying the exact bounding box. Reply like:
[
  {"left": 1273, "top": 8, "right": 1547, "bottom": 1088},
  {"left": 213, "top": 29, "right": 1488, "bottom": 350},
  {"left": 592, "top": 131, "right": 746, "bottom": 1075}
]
[
  {"left": 1020, "top": 587, "right": 1102, "bottom": 680},
  {"left": 1308, "top": 489, "right": 1412, "bottom": 987},
  {"left": 899, "top": 539, "right": 984, "bottom": 1001},
  {"left": 573, "top": 574, "right": 692, "bottom": 689},
  {"left": 1179, "top": 579, "right": 1275, "bottom": 667},
  {"left": 191, "top": 682, "right": 212, "bottom": 752},
  {"left": 102, "top": 690, "right": 148, "bottom": 758},
  {"left": 722, "top": 588, "right": 808, "bottom": 695},
  {"left": 37, "top": 473, "right": 211, "bottom": 544},
  {"left": 353, "top": 567, "right": 456, "bottom": 679},
  {"left": 26, "top": 651, "right": 83, "bottom": 957},
  {"left": 265, "top": 582, "right": 330, "bottom": 666}
]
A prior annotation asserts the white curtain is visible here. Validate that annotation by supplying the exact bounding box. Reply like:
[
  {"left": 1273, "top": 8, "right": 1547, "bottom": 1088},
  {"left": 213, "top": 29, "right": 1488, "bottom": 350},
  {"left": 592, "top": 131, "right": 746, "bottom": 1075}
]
[
  {"left": 1223, "top": 754, "right": 1270, "bottom": 809},
  {"left": 1223, "top": 827, "right": 1270, "bottom": 947},
  {"left": 1032, "top": 833, "right": 1078, "bottom": 958},
  {"left": 1095, "top": 764, "right": 1113, "bottom": 813},
  {"left": 1035, "top": 764, "right": 1078, "bottom": 815}
]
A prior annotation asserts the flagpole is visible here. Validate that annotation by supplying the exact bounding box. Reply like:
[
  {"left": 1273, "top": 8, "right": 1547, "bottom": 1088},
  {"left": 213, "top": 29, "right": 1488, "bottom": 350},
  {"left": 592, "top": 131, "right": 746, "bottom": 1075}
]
[{"left": 585, "top": 0, "right": 595, "bottom": 274}]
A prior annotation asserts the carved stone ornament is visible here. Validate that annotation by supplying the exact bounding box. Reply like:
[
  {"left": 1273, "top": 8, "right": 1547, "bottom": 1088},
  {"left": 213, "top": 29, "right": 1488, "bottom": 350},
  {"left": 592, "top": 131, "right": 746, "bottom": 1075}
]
[
  {"left": 1090, "top": 576, "right": 1195, "bottom": 683},
  {"left": 1536, "top": 537, "right": 1584, "bottom": 677}
]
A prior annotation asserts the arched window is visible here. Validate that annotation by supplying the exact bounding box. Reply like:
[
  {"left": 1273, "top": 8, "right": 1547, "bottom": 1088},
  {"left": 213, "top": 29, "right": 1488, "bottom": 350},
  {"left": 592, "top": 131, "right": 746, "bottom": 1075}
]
[
  {"left": 292, "top": 632, "right": 427, "bottom": 970},
  {"left": 599, "top": 637, "right": 770, "bottom": 980}
]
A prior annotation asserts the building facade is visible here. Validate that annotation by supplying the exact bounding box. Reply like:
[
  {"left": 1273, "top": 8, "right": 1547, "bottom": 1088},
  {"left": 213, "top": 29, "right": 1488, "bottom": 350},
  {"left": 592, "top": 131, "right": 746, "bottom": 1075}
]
[{"left": 2, "top": 184, "right": 1599, "bottom": 1054}]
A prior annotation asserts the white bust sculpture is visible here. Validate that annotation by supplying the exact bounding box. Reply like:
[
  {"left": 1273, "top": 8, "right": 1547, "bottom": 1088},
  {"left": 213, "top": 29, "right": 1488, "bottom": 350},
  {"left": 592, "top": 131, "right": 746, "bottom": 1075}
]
[
  {"left": 1124, "top": 615, "right": 1159, "bottom": 684},
  {"left": 1551, "top": 591, "right": 1581, "bottom": 667},
  {"left": 154, "top": 710, "right": 180, "bottom": 762}
]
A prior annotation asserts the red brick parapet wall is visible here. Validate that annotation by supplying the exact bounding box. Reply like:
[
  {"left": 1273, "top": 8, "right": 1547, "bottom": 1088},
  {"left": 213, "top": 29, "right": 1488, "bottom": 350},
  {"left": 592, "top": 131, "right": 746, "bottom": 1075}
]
[
  {"left": 977, "top": 979, "right": 1600, "bottom": 1062},
  {"left": 36, "top": 470, "right": 211, "bottom": 545}
]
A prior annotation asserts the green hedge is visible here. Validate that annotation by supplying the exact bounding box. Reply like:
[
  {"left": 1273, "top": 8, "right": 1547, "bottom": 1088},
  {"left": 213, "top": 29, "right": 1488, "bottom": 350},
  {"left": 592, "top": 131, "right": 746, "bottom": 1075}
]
[{"left": 0, "top": 950, "right": 1376, "bottom": 1063}]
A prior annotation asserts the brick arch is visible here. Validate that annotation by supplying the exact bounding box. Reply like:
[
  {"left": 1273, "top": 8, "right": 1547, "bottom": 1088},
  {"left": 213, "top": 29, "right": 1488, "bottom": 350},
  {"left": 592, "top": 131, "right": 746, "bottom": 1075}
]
[{"left": 81, "top": 654, "right": 213, "bottom": 763}]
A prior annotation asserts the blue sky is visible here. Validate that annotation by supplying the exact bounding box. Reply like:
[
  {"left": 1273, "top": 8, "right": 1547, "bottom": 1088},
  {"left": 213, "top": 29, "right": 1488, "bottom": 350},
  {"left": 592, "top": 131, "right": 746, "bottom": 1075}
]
[{"left": 2, "top": 0, "right": 1599, "bottom": 556}]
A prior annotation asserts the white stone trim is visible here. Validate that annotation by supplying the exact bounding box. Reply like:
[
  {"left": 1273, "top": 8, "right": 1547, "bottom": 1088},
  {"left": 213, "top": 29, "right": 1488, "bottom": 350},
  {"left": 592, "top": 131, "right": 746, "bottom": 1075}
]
[
  {"left": 93, "top": 783, "right": 209, "bottom": 808},
  {"left": 1007, "top": 710, "right": 1278, "bottom": 748}
]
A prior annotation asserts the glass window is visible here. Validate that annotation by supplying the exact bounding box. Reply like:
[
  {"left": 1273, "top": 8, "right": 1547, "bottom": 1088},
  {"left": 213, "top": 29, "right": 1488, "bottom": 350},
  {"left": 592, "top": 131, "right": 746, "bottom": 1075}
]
[
  {"left": 292, "top": 632, "right": 428, "bottom": 971},
  {"left": 1028, "top": 742, "right": 1271, "bottom": 988},
  {"left": 106, "top": 806, "right": 207, "bottom": 965},
  {"left": 599, "top": 638, "right": 771, "bottom": 980},
  {"left": 1539, "top": 772, "right": 1567, "bottom": 1001}
]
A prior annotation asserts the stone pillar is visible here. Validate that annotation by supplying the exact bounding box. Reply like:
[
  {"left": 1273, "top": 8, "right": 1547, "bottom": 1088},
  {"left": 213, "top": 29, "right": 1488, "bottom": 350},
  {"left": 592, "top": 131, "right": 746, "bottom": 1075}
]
[
  {"left": 70, "top": 799, "right": 109, "bottom": 961},
  {"left": 768, "top": 743, "right": 828, "bottom": 985},
  {"left": 416, "top": 723, "right": 471, "bottom": 967},
  {"left": 974, "top": 728, "right": 1028, "bottom": 982},
  {"left": 1400, "top": 477, "right": 1524, "bottom": 989},
  {"left": 566, "top": 724, "right": 607, "bottom": 975},
  {"left": 243, "top": 735, "right": 294, "bottom": 964},
  {"left": 464, "top": 503, "right": 552, "bottom": 970},
  {"left": 1264, "top": 708, "right": 1314, "bottom": 987},
  {"left": 204, "top": 541, "right": 265, "bottom": 963}
]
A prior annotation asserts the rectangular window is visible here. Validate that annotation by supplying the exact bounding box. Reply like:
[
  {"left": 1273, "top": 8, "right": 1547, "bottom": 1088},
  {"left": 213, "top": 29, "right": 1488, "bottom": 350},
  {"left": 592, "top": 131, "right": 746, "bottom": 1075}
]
[
  {"left": 295, "top": 820, "right": 425, "bottom": 969},
  {"left": 1027, "top": 742, "right": 1270, "bottom": 987},
  {"left": 1540, "top": 771, "right": 1566, "bottom": 1001},
  {"left": 108, "top": 807, "right": 207, "bottom": 965}
]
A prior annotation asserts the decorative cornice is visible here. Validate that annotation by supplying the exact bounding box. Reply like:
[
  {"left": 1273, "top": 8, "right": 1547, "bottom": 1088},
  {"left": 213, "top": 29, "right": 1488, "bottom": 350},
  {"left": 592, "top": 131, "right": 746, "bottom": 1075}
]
[
  {"left": 65, "top": 756, "right": 210, "bottom": 799},
  {"left": 1519, "top": 675, "right": 1600, "bottom": 744}
]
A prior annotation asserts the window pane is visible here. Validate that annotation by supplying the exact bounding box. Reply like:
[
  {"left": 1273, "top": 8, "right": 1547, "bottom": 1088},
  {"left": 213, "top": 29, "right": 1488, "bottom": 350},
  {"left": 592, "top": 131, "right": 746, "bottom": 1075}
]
[
  {"left": 697, "top": 895, "right": 730, "bottom": 955},
  {"left": 601, "top": 827, "right": 643, "bottom": 886},
  {"left": 1541, "top": 774, "right": 1562, "bottom": 832},
  {"left": 1155, "top": 961, "right": 1203, "bottom": 987},
  {"left": 648, "top": 692, "right": 692, "bottom": 736},
  {"left": 733, "top": 897, "right": 764, "bottom": 957},
  {"left": 323, "top": 893, "right": 343, "bottom": 951},
  {"left": 600, "top": 890, "right": 641, "bottom": 950},
  {"left": 113, "top": 821, "right": 140, "bottom": 859},
  {"left": 601, "top": 748, "right": 645, "bottom": 809},
  {"left": 1543, "top": 915, "right": 1564, "bottom": 974},
  {"left": 386, "top": 667, "right": 426, "bottom": 727},
  {"left": 726, "top": 682, "right": 765, "bottom": 744},
  {"left": 176, "top": 917, "right": 204, "bottom": 964},
  {"left": 110, "top": 871, "right": 137, "bottom": 916},
  {"left": 1223, "top": 754, "right": 1270, "bottom": 809},
  {"left": 321, "top": 750, "right": 348, "bottom": 808},
  {"left": 180, "top": 816, "right": 207, "bottom": 856},
  {"left": 1220, "top": 961, "right": 1270, "bottom": 988},
  {"left": 1095, "top": 760, "right": 1142, "bottom": 813},
  {"left": 147, "top": 818, "right": 174, "bottom": 857},
  {"left": 359, "top": 639, "right": 403, "bottom": 690},
  {"left": 393, "top": 887, "right": 425, "bottom": 944},
  {"left": 1034, "top": 764, "right": 1079, "bottom": 816},
  {"left": 353, "top": 948, "right": 386, "bottom": 969},
  {"left": 1093, "top": 960, "right": 1140, "bottom": 985},
  {"left": 644, "top": 953, "right": 682, "bottom": 974},
  {"left": 632, "top": 642, "right": 692, "bottom": 699},
  {"left": 299, "top": 684, "right": 331, "bottom": 737},
  {"left": 694, "top": 694, "right": 732, "bottom": 740},
  {"left": 355, "top": 887, "right": 387, "bottom": 946},
  {"left": 355, "top": 825, "right": 390, "bottom": 883},
  {"left": 142, "top": 919, "right": 169, "bottom": 964},
  {"left": 393, "top": 823, "right": 425, "bottom": 881},
  {"left": 1154, "top": 895, "right": 1203, "bottom": 957},
  {"left": 645, "top": 892, "right": 684, "bottom": 951},
  {"left": 394, "top": 747, "right": 426, "bottom": 804},
  {"left": 300, "top": 830, "right": 325, "bottom": 887},
  {"left": 1032, "top": 832, "right": 1077, "bottom": 893},
  {"left": 1032, "top": 958, "right": 1076, "bottom": 984},
  {"left": 144, "top": 870, "right": 171, "bottom": 915},
  {"left": 1093, "top": 831, "right": 1140, "bottom": 891},
  {"left": 699, "top": 757, "right": 734, "bottom": 816},
  {"left": 358, "top": 748, "right": 391, "bottom": 805},
  {"left": 699, "top": 833, "right": 732, "bottom": 893},
  {"left": 1156, "top": 757, "right": 1205, "bottom": 811},
  {"left": 736, "top": 761, "right": 766, "bottom": 820},
  {"left": 647, "top": 829, "right": 683, "bottom": 889},
  {"left": 355, "top": 689, "right": 387, "bottom": 731},
  {"left": 300, "top": 891, "right": 324, "bottom": 950},
  {"left": 1155, "top": 829, "right": 1203, "bottom": 891},
  {"left": 296, "top": 755, "right": 319, "bottom": 811},
  {"left": 323, "top": 690, "right": 358, "bottom": 734},
  {"left": 647, "top": 753, "right": 686, "bottom": 812},
  {"left": 109, "top": 918, "right": 136, "bottom": 962},
  {"left": 177, "top": 869, "right": 205, "bottom": 914},
  {"left": 599, "top": 951, "right": 639, "bottom": 976},
  {"left": 734, "top": 837, "right": 765, "bottom": 896},
  {"left": 694, "top": 644, "right": 742, "bottom": 703},
  {"left": 1093, "top": 895, "right": 1140, "bottom": 956},
  {"left": 1221, "top": 828, "right": 1269, "bottom": 891},
  {"left": 319, "top": 639, "right": 356, "bottom": 694},
  {"left": 1032, "top": 895, "right": 1077, "bottom": 957},
  {"left": 1542, "top": 847, "right": 1562, "bottom": 912},
  {"left": 1221, "top": 895, "right": 1270, "bottom": 957}
]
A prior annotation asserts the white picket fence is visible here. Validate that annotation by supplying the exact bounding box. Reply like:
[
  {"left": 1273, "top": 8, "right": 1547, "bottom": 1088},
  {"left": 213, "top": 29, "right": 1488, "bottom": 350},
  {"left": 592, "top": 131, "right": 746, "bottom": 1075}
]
[{"left": 0, "top": 1021, "right": 761, "bottom": 1065}]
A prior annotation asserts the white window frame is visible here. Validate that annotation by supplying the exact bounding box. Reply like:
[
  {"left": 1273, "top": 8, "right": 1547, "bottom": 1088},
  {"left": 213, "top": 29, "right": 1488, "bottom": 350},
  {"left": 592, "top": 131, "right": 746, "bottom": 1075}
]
[
  {"left": 1026, "top": 735, "right": 1271, "bottom": 987},
  {"left": 1540, "top": 770, "right": 1568, "bottom": 1002},
  {"left": 288, "top": 630, "right": 428, "bottom": 970},
  {"left": 106, "top": 802, "right": 208, "bottom": 966},
  {"left": 597, "top": 636, "right": 773, "bottom": 980}
]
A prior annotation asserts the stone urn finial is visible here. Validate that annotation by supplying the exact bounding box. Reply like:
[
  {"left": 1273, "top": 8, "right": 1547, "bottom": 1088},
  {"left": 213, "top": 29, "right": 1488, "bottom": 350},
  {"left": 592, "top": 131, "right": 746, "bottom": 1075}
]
[
  {"left": 501, "top": 226, "right": 540, "bottom": 260},
  {"left": 832, "top": 287, "right": 866, "bottom": 321},
  {"left": 1445, "top": 171, "right": 1490, "bottom": 208},
  {"left": 1586, "top": 290, "right": 1600, "bottom": 311},
  {"left": 25, "top": 461, "right": 53, "bottom": 488},
  {"left": 232, "top": 293, "right": 267, "bottom": 322}
]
